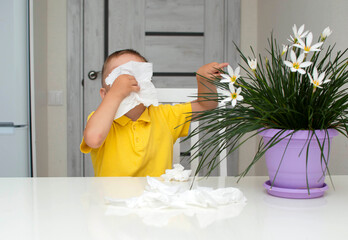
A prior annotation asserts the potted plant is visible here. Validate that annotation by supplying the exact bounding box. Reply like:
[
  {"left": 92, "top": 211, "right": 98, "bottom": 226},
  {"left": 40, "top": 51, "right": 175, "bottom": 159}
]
[{"left": 185, "top": 24, "right": 348, "bottom": 198}]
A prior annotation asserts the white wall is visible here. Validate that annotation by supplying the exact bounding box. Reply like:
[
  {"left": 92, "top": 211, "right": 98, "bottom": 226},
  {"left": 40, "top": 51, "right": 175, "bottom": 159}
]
[
  {"left": 32, "top": 0, "right": 48, "bottom": 176},
  {"left": 257, "top": 0, "right": 347, "bottom": 55},
  {"left": 47, "top": 0, "right": 67, "bottom": 176},
  {"left": 33, "top": 0, "right": 67, "bottom": 177},
  {"left": 239, "top": 0, "right": 267, "bottom": 176}
]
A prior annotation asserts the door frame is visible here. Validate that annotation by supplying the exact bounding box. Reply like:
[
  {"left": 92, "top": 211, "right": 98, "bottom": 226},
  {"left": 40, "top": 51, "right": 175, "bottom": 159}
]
[
  {"left": 67, "top": 0, "right": 84, "bottom": 176},
  {"left": 67, "top": 0, "right": 241, "bottom": 177}
]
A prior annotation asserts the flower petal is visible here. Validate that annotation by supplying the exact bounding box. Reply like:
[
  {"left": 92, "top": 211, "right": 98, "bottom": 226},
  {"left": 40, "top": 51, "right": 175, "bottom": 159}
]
[
  {"left": 284, "top": 61, "right": 293, "bottom": 68},
  {"left": 293, "top": 44, "right": 304, "bottom": 49},
  {"left": 318, "top": 72, "right": 325, "bottom": 81},
  {"left": 220, "top": 74, "right": 230, "bottom": 79},
  {"left": 290, "top": 50, "right": 297, "bottom": 62},
  {"left": 235, "top": 66, "right": 240, "bottom": 76},
  {"left": 313, "top": 67, "right": 318, "bottom": 79},
  {"left": 237, "top": 95, "right": 243, "bottom": 101},
  {"left": 311, "top": 42, "right": 323, "bottom": 50},
  {"left": 229, "top": 83, "right": 235, "bottom": 92},
  {"left": 297, "top": 53, "right": 305, "bottom": 63},
  {"left": 292, "top": 24, "right": 298, "bottom": 35},
  {"left": 221, "top": 97, "right": 232, "bottom": 104},
  {"left": 297, "top": 37, "right": 305, "bottom": 47},
  {"left": 220, "top": 79, "right": 231, "bottom": 83},
  {"left": 227, "top": 65, "right": 233, "bottom": 76},
  {"left": 288, "top": 37, "right": 294, "bottom": 43},
  {"left": 307, "top": 72, "right": 313, "bottom": 82},
  {"left": 290, "top": 68, "right": 297, "bottom": 72},
  {"left": 299, "top": 61, "right": 312, "bottom": 68},
  {"left": 301, "top": 30, "right": 309, "bottom": 38},
  {"left": 322, "top": 27, "right": 332, "bottom": 38},
  {"left": 236, "top": 87, "right": 242, "bottom": 94},
  {"left": 298, "top": 68, "right": 306, "bottom": 74},
  {"left": 247, "top": 59, "right": 252, "bottom": 68},
  {"left": 222, "top": 89, "right": 231, "bottom": 95},
  {"left": 232, "top": 99, "right": 237, "bottom": 107},
  {"left": 298, "top": 24, "right": 304, "bottom": 35},
  {"left": 306, "top": 32, "right": 313, "bottom": 46}
]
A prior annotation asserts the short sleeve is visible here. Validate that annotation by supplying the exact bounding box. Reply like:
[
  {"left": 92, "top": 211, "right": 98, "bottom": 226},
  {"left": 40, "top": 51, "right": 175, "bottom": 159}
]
[
  {"left": 80, "top": 112, "right": 95, "bottom": 154},
  {"left": 163, "top": 102, "right": 192, "bottom": 141}
]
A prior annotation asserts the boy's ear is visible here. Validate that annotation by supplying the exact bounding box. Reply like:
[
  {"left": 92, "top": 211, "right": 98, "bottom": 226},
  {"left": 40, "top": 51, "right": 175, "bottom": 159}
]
[{"left": 100, "top": 88, "right": 107, "bottom": 99}]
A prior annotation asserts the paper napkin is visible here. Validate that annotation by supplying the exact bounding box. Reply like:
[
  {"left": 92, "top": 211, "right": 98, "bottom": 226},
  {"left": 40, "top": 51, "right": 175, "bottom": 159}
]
[
  {"left": 105, "top": 61, "right": 159, "bottom": 119},
  {"left": 161, "top": 164, "right": 192, "bottom": 182},
  {"left": 105, "top": 176, "right": 247, "bottom": 227}
]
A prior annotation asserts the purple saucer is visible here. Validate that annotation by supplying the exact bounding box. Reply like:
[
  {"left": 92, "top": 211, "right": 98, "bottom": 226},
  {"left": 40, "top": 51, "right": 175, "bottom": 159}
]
[{"left": 263, "top": 180, "right": 329, "bottom": 199}]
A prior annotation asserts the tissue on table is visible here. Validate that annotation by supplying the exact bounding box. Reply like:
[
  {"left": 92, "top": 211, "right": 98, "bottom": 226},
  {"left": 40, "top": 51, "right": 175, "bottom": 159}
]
[
  {"left": 105, "top": 176, "right": 247, "bottom": 227},
  {"left": 105, "top": 61, "right": 159, "bottom": 119},
  {"left": 161, "top": 164, "right": 192, "bottom": 182},
  {"left": 105, "top": 176, "right": 246, "bottom": 209}
]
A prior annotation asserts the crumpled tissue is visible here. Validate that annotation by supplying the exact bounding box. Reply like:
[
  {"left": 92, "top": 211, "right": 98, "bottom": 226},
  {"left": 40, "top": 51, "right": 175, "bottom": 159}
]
[
  {"left": 105, "top": 61, "right": 159, "bottom": 119},
  {"left": 105, "top": 176, "right": 247, "bottom": 227},
  {"left": 161, "top": 164, "right": 192, "bottom": 182}
]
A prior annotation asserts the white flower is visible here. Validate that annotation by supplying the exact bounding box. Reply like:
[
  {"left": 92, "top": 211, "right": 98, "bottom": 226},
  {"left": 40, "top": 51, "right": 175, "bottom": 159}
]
[
  {"left": 284, "top": 50, "right": 312, "bottom": 74},
  {"left": 321, "top": 27, "right": 332, "bottom": 41},
  {"left": 222, "top": 83, "right": 243, "bottom": 107},
  {"left": 307, "top": 66, "right": 331, "bottom": 88},
  {"left": 248, "top": 58, "right": 257, "bottom": 71},
  {"left": 288, "top": 24, "right": 309, "bottom": 44},
  {"left": 294, "top": 32, "right": 323, "bottom": 53},
  {"left": 220, "top": 65, "right": 240, "bottom": 85},
  {"left": 281, "top": 44, "right": 288, "bottom": 56}
]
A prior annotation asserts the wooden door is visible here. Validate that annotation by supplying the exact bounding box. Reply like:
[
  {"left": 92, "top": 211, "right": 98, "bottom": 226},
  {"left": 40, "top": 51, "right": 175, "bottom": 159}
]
[{"left": 82, "top": 0, "right": 240, "bottom": 176}]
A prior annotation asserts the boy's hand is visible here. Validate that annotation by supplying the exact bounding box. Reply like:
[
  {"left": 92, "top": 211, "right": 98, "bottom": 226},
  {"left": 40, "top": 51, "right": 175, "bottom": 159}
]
[
  {"left": 109, "top": 74, "right": 140, "bottom": 100},
  {"left": 83, "top": 74, "right": 140, "bottom": 149},
  {"left": 191, "top": 62, "right": 229, "bottom": 114},
  {"left": 196, "top": 62, "right": 229, "bottom": 80}
]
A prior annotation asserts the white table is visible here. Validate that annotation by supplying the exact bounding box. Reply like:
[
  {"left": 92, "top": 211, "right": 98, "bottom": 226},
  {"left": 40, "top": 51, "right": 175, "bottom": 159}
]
[{"left": 0, "top": 176, "right": 347, "bottom": 240}]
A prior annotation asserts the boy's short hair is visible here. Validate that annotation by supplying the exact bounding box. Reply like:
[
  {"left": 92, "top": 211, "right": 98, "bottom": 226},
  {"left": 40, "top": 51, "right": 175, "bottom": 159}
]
[{"left": 101, "top": 49, "right": 148, "bottom": 87}]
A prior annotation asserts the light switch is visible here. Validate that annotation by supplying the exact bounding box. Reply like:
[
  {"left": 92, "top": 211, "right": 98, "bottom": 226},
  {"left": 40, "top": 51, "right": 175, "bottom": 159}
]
[{"left": 48, "top": 90, "right": 64, "bottom": 106}]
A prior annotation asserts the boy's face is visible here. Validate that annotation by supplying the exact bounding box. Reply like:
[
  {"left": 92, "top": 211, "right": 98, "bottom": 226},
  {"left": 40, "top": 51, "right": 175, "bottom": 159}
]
[{"left": 102, "top": 53, "right": 145, "bottom": 92}]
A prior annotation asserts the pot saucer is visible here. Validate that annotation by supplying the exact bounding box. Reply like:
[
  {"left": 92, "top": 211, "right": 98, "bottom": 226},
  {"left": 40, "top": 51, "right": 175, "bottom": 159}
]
[{"left": 263, "top": 180, "right": 328, "bottom": 199}]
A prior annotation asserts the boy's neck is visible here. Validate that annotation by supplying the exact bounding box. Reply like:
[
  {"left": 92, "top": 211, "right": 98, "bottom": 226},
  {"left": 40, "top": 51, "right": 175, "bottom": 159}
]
[{"left": 125, "top": 104, "right": 146, "bottom": 121}]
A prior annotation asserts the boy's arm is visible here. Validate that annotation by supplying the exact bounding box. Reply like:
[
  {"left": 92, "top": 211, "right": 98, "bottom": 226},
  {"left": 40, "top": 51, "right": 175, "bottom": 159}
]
[
  {"left": 191, "top": 62, "right": 228, "bottom": 113},
  {"left": 83, "top": 74, "right": 140, "bottom": 149}
]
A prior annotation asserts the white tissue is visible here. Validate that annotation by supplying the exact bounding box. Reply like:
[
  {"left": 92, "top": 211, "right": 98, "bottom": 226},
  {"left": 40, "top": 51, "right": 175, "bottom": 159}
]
[
  {"left": 105, "top": 61, "right": 159, "bottom": 119},
  {"left": 161, "top": 164, "right": 192, "bottom": 182},
  {"left": 105, "top": 176, "right": 247, "bottom": 227}
]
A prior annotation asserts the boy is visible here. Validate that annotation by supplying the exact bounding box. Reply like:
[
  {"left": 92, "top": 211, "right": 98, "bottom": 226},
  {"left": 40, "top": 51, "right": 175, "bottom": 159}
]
[{"left": 80, "top": 49, "right": 228, "bottom": 177}]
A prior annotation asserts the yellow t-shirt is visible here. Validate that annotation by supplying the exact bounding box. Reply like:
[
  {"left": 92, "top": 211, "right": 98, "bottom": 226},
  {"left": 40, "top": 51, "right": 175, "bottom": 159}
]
[{"left": 80, "top": 103, "right": 192, "bottom": 177}]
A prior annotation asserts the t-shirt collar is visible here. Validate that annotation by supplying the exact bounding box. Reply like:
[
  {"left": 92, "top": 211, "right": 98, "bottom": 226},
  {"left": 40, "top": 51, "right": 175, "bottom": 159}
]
[{"left": 115, "top": 107, "right": 151, "bottom": 126}]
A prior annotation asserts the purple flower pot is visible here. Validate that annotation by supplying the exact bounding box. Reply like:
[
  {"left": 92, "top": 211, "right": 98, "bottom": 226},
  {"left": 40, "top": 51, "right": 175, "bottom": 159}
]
[{"left": 259, "top": 128, "right": 338, "bottom": 189}]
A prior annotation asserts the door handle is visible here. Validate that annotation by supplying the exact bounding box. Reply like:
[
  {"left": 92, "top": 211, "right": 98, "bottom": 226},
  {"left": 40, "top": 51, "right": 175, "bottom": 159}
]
[
  {"left": 0, "top": 123, "right": 14, "bottom": 135},
  {"left": 88, "top": 70, "right": 101, "bottom": 80}
]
